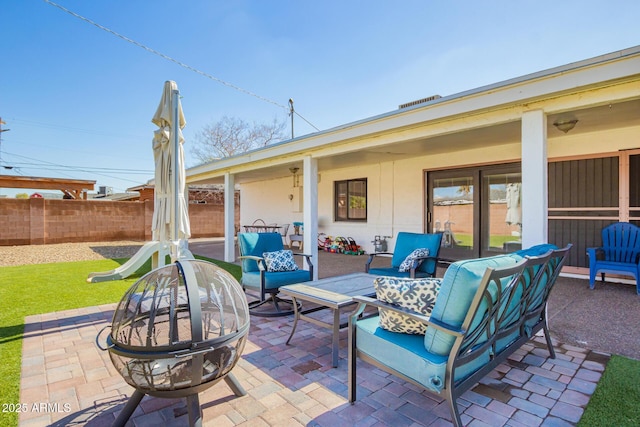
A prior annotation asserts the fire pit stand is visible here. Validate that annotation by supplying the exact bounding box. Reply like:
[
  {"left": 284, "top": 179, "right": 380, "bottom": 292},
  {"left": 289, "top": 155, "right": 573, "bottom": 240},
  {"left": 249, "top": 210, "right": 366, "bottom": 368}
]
[
  {"left": 97, "top": 260, "right": 250, "bottom": 426},
  {"left": 113, "top": 375, "right": 244, "bottom": 427}
]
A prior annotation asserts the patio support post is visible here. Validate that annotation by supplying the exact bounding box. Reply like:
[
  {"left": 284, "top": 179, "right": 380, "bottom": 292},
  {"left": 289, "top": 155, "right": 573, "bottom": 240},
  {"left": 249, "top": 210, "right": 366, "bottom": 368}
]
[
  {"left": 224, "top": 172, "right": 236, "bottom": 262},
  {"left": 303, "top": 155, "right": 319, "bottom": 280},
  {"left": 521, "top": 109, "right": 548, "bottom": 248}
]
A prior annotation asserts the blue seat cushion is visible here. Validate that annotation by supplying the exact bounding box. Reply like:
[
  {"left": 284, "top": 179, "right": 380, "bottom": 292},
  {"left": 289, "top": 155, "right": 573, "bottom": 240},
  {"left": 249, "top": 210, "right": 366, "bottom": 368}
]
[
  {"left": 356, "top": 316, "right": 489, "bottom": 393},
  {"left": 241, "top": 270, "right": 312, "bottom": 291}
]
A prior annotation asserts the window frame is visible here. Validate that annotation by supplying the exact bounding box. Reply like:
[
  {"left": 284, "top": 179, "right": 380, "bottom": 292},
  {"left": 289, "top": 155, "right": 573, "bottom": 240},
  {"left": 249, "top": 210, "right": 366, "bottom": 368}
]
[{"left": 334, "top": 178, "right": 368, "bottom": 222}]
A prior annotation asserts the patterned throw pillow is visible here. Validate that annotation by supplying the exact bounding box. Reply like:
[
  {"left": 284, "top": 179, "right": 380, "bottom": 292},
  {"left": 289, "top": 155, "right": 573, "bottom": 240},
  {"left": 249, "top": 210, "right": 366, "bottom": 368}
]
[
  {"left": 398, "top": 248, "right": 430, "bottom": 272},
  {"left": 262, "top": 250, "right": 299, "bottom": 272},
  {"left": 374, "top": 276, "right": 441, "bottom": 334}
]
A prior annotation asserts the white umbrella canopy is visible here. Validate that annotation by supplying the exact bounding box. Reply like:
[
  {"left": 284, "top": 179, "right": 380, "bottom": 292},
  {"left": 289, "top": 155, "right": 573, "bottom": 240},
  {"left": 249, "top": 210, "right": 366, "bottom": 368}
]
[{"left": 151, "top": 81, "right": 192, "bottom": 259}]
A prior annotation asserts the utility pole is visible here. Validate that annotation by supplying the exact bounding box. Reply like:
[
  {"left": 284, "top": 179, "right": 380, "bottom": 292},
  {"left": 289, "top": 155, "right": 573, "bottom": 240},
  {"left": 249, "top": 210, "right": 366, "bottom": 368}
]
[
  {"left": 0, "top": 118, "right": 10, "bottom": 165},
  {"left": 0, "top": 118, "right": 9, "bottom": 197},
  {"left": 288, "top": 99, "right": 294, "bottom": 139}
]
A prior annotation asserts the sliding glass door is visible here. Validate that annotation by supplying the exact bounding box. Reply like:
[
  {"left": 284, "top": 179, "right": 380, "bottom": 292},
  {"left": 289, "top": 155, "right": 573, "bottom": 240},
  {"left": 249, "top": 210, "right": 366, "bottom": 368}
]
[
  {"left": 428, "top": 170, "right": 477, "bottom": 259},
  {"left": 426, "top": 163, "right": 521, "bottom": 260}
]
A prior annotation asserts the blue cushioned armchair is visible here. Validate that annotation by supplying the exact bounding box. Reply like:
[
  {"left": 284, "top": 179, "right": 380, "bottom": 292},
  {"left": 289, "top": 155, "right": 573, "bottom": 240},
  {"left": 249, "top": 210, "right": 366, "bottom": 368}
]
[
  {"left": 365, "top": 232, "right": 443, "bottom": 278},
  {"left": 238, "top": 232, "right": 313, "bottom": 317}
]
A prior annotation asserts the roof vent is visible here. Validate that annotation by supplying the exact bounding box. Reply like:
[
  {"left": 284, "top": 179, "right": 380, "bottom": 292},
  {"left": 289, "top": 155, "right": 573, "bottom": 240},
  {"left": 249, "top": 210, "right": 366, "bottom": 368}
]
[{"left": 399, "top": 95, "right": 442, "bottom": 109}]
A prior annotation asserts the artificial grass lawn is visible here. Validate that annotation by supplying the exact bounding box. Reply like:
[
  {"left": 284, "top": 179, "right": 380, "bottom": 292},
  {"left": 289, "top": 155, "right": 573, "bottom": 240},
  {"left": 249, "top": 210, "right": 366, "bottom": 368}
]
[
  {"left": 578, "top": 355, "right": 640, "bottom": 426},
  {"left": 0, "top": 255, "right": 240, "bottom": 427}
]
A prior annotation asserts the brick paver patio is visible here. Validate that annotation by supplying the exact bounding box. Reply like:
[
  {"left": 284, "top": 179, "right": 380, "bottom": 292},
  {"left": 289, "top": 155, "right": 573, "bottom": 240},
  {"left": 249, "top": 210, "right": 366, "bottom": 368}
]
[{"left": 19, "top": 301, "right": 608, "bottom": 426}]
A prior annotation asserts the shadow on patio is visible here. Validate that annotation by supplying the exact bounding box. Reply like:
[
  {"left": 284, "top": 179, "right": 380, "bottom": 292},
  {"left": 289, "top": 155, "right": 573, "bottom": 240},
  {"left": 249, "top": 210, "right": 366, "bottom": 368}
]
[{"left": 20, "top": 301, "right": 608, "bottom": 426}]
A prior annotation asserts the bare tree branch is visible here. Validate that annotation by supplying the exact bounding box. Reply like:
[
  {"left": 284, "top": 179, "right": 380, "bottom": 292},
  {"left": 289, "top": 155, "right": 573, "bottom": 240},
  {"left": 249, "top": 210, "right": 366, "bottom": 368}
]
[{"left": 191, "top": 116, "right": 287, "bottom": 163}]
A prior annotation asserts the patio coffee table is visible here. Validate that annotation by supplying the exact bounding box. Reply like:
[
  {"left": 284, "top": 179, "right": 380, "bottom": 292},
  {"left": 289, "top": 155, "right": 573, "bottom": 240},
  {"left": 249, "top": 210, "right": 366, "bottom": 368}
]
[{"left": 280, "top": 272, "right": 377, "bottom": 367}]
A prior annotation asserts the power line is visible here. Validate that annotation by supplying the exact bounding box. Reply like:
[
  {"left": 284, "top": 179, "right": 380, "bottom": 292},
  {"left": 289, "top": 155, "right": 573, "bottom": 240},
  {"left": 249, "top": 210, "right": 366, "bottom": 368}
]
[
  {"left": 288, "top": 100, "right": 320, "bottom": 137},
  {"left": 46, "top": 1, "right": 276, "bottom": 108},
  {"left": 2, "top": 151, "right": 152, "bottom": 186},
  {"left": 295, "top": 111, "right": 320, "bottom": 132},
  {"left": 4, "top": 152, "right": 153, "bottom": 174},
  {"left": 43, "top": 0, "right": 321, "bottom": 133},
  {"left": 3, "top": 162, "right": 153, "bottom": 175}
]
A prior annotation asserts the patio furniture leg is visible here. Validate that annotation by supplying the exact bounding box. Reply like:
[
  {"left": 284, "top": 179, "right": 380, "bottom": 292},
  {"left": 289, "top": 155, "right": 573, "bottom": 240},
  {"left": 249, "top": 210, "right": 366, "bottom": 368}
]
[
  {"left": 224, "top": 373, "right": 247, "bottom": 397},
  {"left": 542, "top": 306, "right": 556, "bottom": 358},
  {"left": 332, "top": 308, "right": 340, "bottom": 367},
  {"left": 186, "top": 394, "right": 203, "bottom": 427},
  {"left": 285, "top": 296, "right": 301, "bottom": 345},
  {"left": 113, "top": 389, "right": 144, "bottom": 427}
]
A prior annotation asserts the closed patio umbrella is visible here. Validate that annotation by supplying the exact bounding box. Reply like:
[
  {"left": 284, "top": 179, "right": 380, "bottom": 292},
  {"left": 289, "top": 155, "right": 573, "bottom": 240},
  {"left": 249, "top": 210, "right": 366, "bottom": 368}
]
[
  {"left": 151, "top": 80, "right": 192, "bottom": 260},
  {"left": 87, "top": 81, "right": 192, "bottom": 282}
]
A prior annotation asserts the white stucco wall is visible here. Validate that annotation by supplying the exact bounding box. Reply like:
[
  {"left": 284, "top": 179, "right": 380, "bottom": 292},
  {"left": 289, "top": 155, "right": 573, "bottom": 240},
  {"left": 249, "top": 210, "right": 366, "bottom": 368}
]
[
  {"left": 239, "top": 141, "right": 522, "bottom": 253},
  {"left": 238, "top": 122, "right": 640, "bottom": 254},
  {"left": 548, "top": 125, "right": 640, "bottom": 159},
  {"left": 239, "top": 176, "right": 305, "bottom": 229}
]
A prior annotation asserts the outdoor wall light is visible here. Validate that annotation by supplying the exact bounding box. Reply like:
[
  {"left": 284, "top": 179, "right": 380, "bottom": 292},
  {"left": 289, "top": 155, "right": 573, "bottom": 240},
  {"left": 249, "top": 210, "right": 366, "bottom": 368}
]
[{"left": 553, "top": 119, "right": 578, "bottom": 133}]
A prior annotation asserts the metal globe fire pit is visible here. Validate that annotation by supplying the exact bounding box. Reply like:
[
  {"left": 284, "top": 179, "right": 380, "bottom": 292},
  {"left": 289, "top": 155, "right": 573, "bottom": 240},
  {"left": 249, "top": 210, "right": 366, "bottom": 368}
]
[{"left": 97, "top": 259, "right": 250, "bottom": 427}]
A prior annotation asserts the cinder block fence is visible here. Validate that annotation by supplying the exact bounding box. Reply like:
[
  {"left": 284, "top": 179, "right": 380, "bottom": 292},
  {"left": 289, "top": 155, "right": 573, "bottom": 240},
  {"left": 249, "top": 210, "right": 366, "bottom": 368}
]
[{"left": 0, "top": 198, "right": 239, "bottom": 246}]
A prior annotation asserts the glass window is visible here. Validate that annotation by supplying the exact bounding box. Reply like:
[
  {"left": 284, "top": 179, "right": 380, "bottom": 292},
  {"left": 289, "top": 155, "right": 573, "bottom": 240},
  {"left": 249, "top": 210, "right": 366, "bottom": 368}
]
[
  {"left": 335, "top": 178, "right": 367, "bottom": 221},
  {"left": 431, "top": 174, "right": 475, "bottom": 257},
  {"left": 483, "top": 172, "right": 522, "bottom": 253}
]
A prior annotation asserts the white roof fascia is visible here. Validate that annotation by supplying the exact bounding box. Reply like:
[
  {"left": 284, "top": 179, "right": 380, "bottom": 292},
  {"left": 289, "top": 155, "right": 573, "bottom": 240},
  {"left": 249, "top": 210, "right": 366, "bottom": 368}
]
[{"left": 187, "top": 45, "right": 640, "bottom": 179}]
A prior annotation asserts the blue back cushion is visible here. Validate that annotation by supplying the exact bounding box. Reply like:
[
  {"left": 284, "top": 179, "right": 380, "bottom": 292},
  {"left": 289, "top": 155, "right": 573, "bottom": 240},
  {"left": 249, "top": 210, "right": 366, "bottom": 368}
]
[
  {"left": 512, "top": 243, "right": 557, "bottom": 259},
  {"left": 238, "top": 233, "right": 284, "bottom": 272},
  {"left": 512, "top": 243, "right": 558, "bottom": 308},
  {"left": 423, "top": 254, "right": 522, "bottom": 356},
  {"left": 391, "top": 232, "right": 443, "bottom": 274}
]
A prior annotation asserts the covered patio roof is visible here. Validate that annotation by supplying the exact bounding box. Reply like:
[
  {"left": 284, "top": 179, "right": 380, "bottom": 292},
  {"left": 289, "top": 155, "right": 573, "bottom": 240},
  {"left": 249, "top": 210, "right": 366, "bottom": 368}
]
[
  {"left": 0, "top": 174, "right": 95, "bottom": 199},
  {"left": 185, "top": 46, "right": 640, "bottom": 186}
]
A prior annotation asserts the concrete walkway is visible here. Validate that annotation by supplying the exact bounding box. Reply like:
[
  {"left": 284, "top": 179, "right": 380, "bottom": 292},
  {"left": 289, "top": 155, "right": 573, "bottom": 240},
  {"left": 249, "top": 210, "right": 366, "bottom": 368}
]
[{"left": 17, "top": 239, "right": 635, "bottom": 426}]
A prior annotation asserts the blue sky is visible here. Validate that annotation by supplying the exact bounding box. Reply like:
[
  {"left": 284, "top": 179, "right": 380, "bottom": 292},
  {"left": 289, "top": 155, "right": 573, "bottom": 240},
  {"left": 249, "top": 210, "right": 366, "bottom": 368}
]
[{"left": 1, "top": 0, "right": 638, "bottom": 197}]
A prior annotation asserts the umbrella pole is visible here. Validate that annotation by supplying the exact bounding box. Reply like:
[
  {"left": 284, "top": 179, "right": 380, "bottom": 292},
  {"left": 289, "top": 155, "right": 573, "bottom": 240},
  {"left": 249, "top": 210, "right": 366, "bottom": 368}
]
[{"left": 172, "top": 89, "right": 180, "bottom": 261}]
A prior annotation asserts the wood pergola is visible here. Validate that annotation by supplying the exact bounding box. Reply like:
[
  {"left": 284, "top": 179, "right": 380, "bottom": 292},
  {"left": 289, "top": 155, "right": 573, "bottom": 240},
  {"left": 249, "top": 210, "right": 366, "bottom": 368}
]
[{"left": 0, "top": 175, "right": 95, "bottom": 199}]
